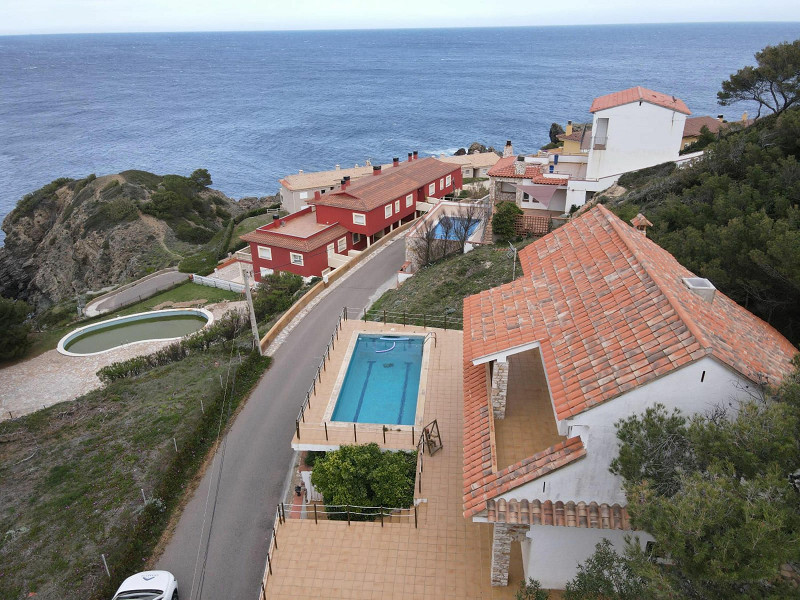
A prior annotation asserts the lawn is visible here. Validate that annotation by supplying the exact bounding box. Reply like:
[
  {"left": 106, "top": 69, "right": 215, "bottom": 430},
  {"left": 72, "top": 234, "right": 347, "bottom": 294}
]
[
  {"left": 0, "top": 338, "right": 270, "bottom": 600},
  {"left": 229, "top": 212, "right": 287, "bottom": 251},
  {"left": 23, "top": 282, "right": 242, "bottom": 359},
  {"left": 368, "top": 240, "right": 534, "bottom": 328}
]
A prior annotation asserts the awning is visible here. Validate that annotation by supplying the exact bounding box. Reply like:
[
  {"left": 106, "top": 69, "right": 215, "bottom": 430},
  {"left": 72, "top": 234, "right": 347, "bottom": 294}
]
[{"left": 514, "top": 184, "right": 560, "bottom": 208}]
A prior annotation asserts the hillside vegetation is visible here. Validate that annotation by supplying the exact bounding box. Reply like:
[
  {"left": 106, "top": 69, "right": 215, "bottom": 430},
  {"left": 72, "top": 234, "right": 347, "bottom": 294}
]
[
  {"left": 606, "top": 107, "right": 800, "bottom": 345},
  {"left": 0, "top": 169, "right": 272, "bottom": 310}
]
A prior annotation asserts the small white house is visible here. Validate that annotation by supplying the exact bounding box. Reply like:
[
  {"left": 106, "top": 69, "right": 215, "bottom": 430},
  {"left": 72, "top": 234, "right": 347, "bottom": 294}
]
[{"left": 462, "top": 205, "right": 797, "bottom": 590}]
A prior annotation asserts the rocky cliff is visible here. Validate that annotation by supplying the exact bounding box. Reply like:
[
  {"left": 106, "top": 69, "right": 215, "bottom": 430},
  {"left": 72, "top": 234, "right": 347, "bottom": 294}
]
[{"left": 0, "top": 170, "right": 267, "bottom": 308}]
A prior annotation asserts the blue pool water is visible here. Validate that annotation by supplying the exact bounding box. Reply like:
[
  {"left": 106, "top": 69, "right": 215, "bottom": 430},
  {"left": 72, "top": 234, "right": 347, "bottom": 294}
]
[
  {"left": 433, "top": 217, "right": 480, "bottom": 240},
  {"left": 331, "top": 334, "right": 423, "bottom": 425}
]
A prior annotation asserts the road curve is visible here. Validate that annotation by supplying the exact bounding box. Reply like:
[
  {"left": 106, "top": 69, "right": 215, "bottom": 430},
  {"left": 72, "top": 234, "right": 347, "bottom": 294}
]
[{"left": 157, "top": 239, "right": 406, "bottom": 600}]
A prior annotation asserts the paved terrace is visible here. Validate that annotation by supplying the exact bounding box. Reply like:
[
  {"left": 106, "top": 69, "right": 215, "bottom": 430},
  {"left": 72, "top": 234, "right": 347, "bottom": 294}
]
[{"left": 264, "top": 320, "right": 524, "bottom": 599}]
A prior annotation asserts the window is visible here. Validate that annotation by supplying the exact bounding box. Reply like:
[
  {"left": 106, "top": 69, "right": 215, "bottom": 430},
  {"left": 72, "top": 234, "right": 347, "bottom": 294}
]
[
  {"left": 257, "top": 246, "right": 272, "bottom": 260},
  {"left": 446, "top": 175, "right": 452, "bottom": 187},
  {"left": 352, "top": 232, "right": 362, "bottom": 244},
  {"left": 259, "top": 267, "right": 272, "bottom": 278},
  {"left": 405, "top": 193, "right": 413, "bottom": 207},
  {"left": 353, "top": 213, "right": 366, "bottom": 225},
  {"left": 428, "top": 183, "right": 435, "bottom": 195},
  {"left": 394, "top": 200, "right": 400, "bottom": 213},
  {"left": 384, "top": 204, "right": 392, "bottom": 219},
  {"left": 326, "top": 242, "right": 335, "bottom": 255},
  {"left": 337, "top": 237, "right": 346, "bottom": 252},
  {"left": 439, "top": 178, "right": 445, "bottom": 189},
  {"left": 290, "top": 252, "right": 304, "bottom": 266},
  {"left": 299, "top": 191, "right": 309, "bottom": 199}
]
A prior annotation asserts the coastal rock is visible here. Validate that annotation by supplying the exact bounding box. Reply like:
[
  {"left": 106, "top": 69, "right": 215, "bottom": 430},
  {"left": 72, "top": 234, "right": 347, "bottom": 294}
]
[{"left": 0, "top": 171, "right": 271, "bottom": 309}]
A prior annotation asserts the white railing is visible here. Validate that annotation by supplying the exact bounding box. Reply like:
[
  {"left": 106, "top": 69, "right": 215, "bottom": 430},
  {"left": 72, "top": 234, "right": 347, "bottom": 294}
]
[{"left": 191, "top": 274, "right": 246, "bottom": 293}]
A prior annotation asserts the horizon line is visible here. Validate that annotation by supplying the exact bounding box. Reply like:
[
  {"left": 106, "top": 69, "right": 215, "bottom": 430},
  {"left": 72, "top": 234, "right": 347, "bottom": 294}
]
[{"left": 2, "top": 20, "right": 799, "bottom": 38}]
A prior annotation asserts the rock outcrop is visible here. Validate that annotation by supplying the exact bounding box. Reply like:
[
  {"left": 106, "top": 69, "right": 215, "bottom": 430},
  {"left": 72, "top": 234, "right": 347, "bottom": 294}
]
[{"left": 0, "top": 170, "right": 267, "bottom": 308}]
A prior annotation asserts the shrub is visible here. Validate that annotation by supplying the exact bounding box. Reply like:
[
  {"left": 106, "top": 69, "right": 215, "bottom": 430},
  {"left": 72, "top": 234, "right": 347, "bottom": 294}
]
[
  {"left": 0, "top": 297, "right": 32, "bottom": 361},
  {"left": 174, "top": 221, "right": 216, "bottom": 244},
  {"left": 492, "top": 201, "right": 523, "bottom": 241},
  {"left": 311, "top": 443, "right": 416, "bottom": 519},
  {"left": 11, "top": 177, "right": 73, "bottom": 222},
  {"left": 516, "top": 578, "right": 549, "bottom": 600},
  {"left": 84, "top": 198, "right": 139, "bottom": 231},
  {"left": 178, "top": 251, "right": 218, "bottom": 275},
  {"left": 252, "top": 272, "right": 303, "bottom": 322}
]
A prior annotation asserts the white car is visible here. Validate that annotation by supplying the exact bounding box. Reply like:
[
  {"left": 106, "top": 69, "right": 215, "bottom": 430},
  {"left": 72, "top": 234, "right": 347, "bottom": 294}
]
[{"left": 111, "top": 570, "right": 179, "bottom": 600}]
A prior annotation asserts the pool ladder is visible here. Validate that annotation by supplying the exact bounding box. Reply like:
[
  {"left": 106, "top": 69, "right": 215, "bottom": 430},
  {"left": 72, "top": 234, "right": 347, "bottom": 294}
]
[{"left": 423, "top": 332, "right": 437, "bottom": 348}]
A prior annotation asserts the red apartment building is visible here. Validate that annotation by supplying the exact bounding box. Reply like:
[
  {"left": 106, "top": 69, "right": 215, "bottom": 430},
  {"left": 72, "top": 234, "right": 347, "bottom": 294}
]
[{"left": 242, "top": 155, "right": 463, "bottom": 279}]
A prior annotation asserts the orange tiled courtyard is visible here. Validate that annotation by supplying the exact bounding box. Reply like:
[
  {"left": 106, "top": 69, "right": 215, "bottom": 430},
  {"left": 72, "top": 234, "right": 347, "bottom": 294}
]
[{"left": 262, "top": 319, "right": 526, "bottom": 599}]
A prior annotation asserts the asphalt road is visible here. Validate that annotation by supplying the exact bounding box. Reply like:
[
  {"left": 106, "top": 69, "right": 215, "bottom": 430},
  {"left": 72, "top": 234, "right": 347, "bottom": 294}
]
[
  {"left": 88, "top": 271, "right": 189, "bottom": 315},
  {"left": 157, "top": 238, "right": 406, "bottom": 600}
]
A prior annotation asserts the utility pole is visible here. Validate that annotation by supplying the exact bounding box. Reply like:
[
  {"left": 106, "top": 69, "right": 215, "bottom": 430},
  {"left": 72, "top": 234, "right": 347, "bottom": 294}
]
[{"left": 242, "top": 267, "right": 262, "bottom": 355}]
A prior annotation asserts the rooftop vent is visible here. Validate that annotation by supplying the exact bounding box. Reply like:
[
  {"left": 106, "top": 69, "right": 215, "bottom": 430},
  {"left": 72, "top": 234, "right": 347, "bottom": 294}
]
[{"left": 682, "top": 277, "right": 716, "bottom": 303}]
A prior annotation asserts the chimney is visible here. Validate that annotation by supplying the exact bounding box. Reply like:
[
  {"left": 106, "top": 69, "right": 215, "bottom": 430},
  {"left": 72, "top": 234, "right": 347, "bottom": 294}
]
[
  {"left": 335, "top": 164, "right": 340, "bottom": 170},
  {"left": 514, "top": 155, "right": 526, "bottom": 176},
  {"left": 742, "top": 111, "right": 748, "bottom": 122},
  {"left": 682, "top": 277, "right": 717, "bottom": 303},
  {"left": 717, "top": 114, "right": 724, "bottom": 122},
  {"left": 566, "top": 121, "right": 573, "bottom": 136},
  {"left": 314, "top": 190, "right": 321, "bottom": 201},
  {"left": 340, "top": 178, "right": 347, "bottom": 189},
  {"left": 272, "top": 214, "right": 279, "bottom": 222},
  {"left": 413, "top": 151, "right": 418, "bottom": 161},
  {"left": 373, "top": 165, "right": 382, "bottom": 176},
  {"left": 407, "top": 152, "right": 413, "bottom": 162},
  {"left": 393, "top": 157, "right": 399, "bottom": 167},
  {"left": 503, "top": 140, "right": 514, "bottom": 158},
  {"left": 630, "top": 213, "right": 653, "bottom": 236},
  {"left": 298, "top": 169, "right": 304, "bottom": 174}
]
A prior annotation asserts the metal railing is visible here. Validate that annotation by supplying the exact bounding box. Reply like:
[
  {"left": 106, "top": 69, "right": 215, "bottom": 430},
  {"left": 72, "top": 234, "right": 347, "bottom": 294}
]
[
  {"left": 357, "top": 307, "right": 462, "bottom": 330},
  {"left": 295, "top": 307, "right": 348, "bottom": 438},
  {"left": 259, "top": 498, "right": 420, "bottom": 599}
]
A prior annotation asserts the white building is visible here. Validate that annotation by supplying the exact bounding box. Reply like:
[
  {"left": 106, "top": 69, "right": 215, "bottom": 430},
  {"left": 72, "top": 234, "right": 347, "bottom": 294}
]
[
  {"left": 462, "top": 205, "right": 797, "bottom": 590},
  {"left": 488, "top": 87, "right": 692, "bottom": 219}
]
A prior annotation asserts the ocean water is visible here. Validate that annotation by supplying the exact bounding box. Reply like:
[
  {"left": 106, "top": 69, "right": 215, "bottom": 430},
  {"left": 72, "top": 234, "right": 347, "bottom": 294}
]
[{"left": 2, "top": 23, "right": 800, "bottom": 243}]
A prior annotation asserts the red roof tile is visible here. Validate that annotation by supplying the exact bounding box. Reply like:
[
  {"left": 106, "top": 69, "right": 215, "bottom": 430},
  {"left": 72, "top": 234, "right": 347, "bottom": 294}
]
[
  {"left": 464, "top": 205, "right": 796, "bottom": 425},
  {"left": 487, "top": 156, "right": 568, "bottom": 185},
  {"left": 309, "top": 157, "right": 459, "bottom": 211},
  {"left": 487, "top": 499, "right": 633, "bottom": 530},
  {"left": 590, "top": 86, "right": 691, "bottom": 115}
]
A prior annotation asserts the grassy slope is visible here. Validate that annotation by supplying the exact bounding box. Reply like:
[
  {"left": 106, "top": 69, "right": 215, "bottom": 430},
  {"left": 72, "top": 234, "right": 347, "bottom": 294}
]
[
  {"left": 0, "top": 341, "right": 269, "bottom": 599},
  {"left": 369, "top": 241, "right": 532, "bottom": 328}
]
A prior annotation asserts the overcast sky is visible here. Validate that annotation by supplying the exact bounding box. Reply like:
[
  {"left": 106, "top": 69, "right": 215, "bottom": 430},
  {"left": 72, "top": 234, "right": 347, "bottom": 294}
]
[{"left": 3, "top": 0, "right": 800, "bottom": 35}]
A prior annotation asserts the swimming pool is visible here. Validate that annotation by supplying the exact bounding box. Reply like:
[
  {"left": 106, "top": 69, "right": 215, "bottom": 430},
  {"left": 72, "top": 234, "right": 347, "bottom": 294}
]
[
  {"left": 433, "top": 216, "right": 480, "bottom": 240},
  {"left": 330, "top": 334, "right": 424, "bottom": 425}
]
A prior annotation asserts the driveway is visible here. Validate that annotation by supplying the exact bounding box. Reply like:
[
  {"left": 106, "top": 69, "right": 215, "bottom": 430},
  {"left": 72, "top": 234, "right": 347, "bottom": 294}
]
[
  {"left": 156, "top": 238, "right": 406, "bottom": 600},
  {"left": 85, "top": 271, "right": 189, "bottom": 316}
]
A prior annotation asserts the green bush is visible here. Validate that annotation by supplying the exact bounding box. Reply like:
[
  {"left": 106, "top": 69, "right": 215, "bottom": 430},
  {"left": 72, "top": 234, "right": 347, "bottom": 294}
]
[
  {"left": 252, "top": 272, "right": 303, "bottom": 322},
  {"left": 311, "top": 443, "right": 416, "bottom": 520},
  {"left": 11, "top": 177, "right": 74, "bottom": 222},
  {"left": 178, "top": 251, "right": 218, "bottom": 275},
  {"left": 174, "top": 221, "right": 216, "bottom": 244},
  {"left": 84, "top": 198, "right": 139, "bottom": 231},
  {"left": 0, "top": 297, "right": 32, "bottom": 361},
  {"left": 492, "top": 201, "right": 523, "bottom": 241}
]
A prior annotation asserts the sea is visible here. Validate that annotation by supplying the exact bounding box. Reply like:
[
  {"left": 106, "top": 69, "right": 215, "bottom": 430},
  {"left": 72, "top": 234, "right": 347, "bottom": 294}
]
[{"left": 2, "top": 22, "right": 800, "bottom": 243}]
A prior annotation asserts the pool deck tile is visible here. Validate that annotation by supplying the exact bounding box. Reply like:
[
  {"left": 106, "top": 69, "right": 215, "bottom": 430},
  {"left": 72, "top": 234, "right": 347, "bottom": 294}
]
[{"left": 265, "top": 320, "right": 525, "bottom": 599}]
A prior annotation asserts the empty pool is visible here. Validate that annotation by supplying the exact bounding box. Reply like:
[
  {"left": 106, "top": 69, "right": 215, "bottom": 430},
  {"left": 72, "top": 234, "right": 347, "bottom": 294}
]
[{"left": 331, "top": 334, "right": 424, "bottom": 425}]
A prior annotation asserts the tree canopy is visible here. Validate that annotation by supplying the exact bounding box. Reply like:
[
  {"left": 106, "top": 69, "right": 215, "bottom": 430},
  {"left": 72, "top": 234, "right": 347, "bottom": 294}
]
[
  {"left": 718, "top": 39, "right": 800, "bottom": 118},
  {"left": 0, "top": 297, "right": 32, "bottom": 361}
]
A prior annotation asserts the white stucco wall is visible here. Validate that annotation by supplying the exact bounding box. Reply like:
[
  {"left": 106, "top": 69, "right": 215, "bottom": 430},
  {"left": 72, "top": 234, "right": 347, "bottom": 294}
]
[
  {"left": 586, "top": 101, "right": 686, "bottom": 180},
  {"left": 499, "top": 356, "right": 753, "bottom": 506},
  {"left": 524, "top": 525, "right": 653, "bottom": 590}
]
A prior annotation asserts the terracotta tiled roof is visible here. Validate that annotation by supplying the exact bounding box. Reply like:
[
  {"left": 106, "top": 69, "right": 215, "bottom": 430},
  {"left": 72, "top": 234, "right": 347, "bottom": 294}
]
[
  {"left": 590, "top": 86, "right": 691, "bottom": 115},
  {"left": 630, "top": 213, "right": 652, "bottom": 228},
  {"left": 464, "top": 205, "right": 796, "bottom": 423},
  {"left": 486, "top": 499, "right": 633, "bottom": 530},
  {"left": 310, "top": 158, "right": 459, "bottom": 211},
  {"left": 487, "top": 156, "right": 569, "bottom": 185},
  {"left": 462, "top": 428, "right": 586, "bottom": 517},
  {"left": 279, "top": 162, "right": 393, "bottom": 191},
  {"left": 682, "top": 116, "right": 725, "bottom": 137},
  {"left": 241, "top": 222, "right": 348, "bottom": 253}
]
